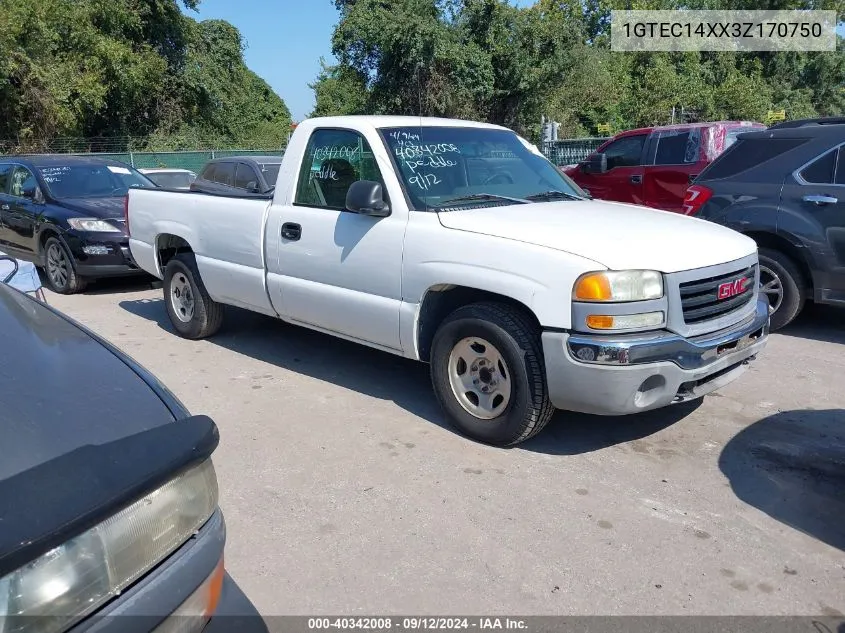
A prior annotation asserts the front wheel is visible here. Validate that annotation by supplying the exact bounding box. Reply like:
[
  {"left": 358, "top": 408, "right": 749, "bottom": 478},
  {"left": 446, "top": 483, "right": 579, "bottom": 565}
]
[
  {"left": 163, "top": 253, "right": 224, "bottom": 339},
  {"left": 43, "top": 236, "right": 87, "bottom": 294},
  {"left": 430, "top": 302, "right": 554, "bottom": 446},
  {"left": 758, "top": 248, "right": 806, "bottom": 331}
]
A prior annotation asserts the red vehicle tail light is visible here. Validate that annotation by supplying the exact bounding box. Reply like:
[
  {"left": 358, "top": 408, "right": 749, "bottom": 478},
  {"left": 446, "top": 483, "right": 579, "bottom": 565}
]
[{"left": 682, "top": 184, "right": 712, "bottom": 216}]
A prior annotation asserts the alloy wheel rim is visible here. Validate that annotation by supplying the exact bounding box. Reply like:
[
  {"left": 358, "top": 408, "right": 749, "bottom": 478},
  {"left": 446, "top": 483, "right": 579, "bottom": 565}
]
[
  {"left": 759, "top": 265, "right": 784, "bottom": 315},
  {"left": 46, "top": 244, "right": 69, "bottom": 289},
  {"left": 447, "top": 337, "right": 512, "bottom": 420}
]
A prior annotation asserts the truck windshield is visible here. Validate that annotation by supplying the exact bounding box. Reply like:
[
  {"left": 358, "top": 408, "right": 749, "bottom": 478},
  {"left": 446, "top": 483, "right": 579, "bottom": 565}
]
[
  {"left": 380, "top": 126, "right": 585, "bottom": 210},
  {"left": 38, "top": 164, "right": 156, "bottom": 198}
]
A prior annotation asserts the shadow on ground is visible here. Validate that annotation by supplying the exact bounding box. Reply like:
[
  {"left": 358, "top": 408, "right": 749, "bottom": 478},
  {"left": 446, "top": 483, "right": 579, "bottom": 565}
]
[
  {"left": 119, "top": 298, "right": 704, "bottom": 455},
  {"left": 719, "top": 408, "right": 845, "bottom": 552},
  {"left": 777, "top": 303, "right": 845, "bottom": 345},
  {"left": 39, "top": 270, "right": 159, "bottom": 296}
]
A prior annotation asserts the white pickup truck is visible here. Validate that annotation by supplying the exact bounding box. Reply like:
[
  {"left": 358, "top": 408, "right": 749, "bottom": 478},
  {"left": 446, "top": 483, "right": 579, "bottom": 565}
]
[{"left": 127, "top": 115, "right": 769, "bottom": 446}]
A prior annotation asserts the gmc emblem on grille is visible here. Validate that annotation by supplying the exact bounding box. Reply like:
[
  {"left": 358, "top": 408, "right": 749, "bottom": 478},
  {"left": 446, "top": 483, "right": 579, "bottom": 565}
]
[{"left": 717, "top": 277, "right": 749, "bottom": 300}]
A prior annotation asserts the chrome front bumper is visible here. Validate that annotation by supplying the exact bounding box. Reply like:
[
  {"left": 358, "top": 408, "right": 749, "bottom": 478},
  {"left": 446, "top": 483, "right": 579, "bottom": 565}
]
[{"left": 541, "top": 298, "right": 770, "bottom": 416}]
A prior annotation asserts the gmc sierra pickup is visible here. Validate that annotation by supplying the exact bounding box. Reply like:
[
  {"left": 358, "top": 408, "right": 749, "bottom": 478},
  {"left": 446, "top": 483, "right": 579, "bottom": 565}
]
[{"left": 128, "top": 116, "right": 769, "bottom": 446}]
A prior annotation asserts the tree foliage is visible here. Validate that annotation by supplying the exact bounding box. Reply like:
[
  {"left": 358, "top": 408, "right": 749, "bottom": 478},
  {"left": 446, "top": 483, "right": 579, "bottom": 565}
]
[
  {"left": 314, "top": 0, "right": 845, "bottom": 139},
  {"left": 0, "top": 0, "right": 290, "bottom": 151}
]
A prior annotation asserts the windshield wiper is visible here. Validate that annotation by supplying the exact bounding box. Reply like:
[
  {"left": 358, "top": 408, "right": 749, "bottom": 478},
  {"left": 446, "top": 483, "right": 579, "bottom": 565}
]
[
  {"left": 436, "top": 193, "right": 529, "bottom": 209},
  {"left": 525, "top": 190, "right": 584, "bottom": 202}
]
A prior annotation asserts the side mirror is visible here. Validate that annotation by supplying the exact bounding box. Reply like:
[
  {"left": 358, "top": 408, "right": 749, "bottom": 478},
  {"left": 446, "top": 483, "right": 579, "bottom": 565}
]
[
  {"left": 345, "top": 180, "right": 390, "bottom": 217},
  {"left": 23, "top": 186, "right": 44, "bottom": 203},
  {"left": 581, "top": 153, "right": 608, "bottom": 174}
]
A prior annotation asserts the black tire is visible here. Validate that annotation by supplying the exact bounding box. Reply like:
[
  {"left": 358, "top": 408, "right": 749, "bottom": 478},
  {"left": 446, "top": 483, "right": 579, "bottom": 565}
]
[
  {"left": 163, "top": 253, "right": 223, "bottom": 339},
  {"left": 758, "top": 248, "right": 806, "bottom": 331},
  {"left": 430, "top": 302, "right": 554, "bottom": 446},
  {"left": 42, "top": 236, "right": 87, "bottom": 294}
]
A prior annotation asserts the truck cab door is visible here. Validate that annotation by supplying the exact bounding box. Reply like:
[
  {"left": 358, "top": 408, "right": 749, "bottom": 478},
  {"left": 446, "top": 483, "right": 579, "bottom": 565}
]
[
  {"left": 265, "top": 127, "right": 408, "bottom": 352},
  {"left": 781, "top": 145, "right": 845, "bottom": 300},
  {"left": 583, "top": 133, "right": 648, "bottom": 204},
  {"left": 642, "top": 127, "right": 703, "bottom": 212}
]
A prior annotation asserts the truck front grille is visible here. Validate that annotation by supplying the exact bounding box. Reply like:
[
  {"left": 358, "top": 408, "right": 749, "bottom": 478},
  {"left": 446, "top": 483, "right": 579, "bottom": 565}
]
[{"left": 679, "top": 264, "right": 757, "bottom": 324}]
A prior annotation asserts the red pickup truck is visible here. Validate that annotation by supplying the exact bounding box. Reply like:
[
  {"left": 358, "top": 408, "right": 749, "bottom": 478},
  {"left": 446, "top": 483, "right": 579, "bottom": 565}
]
[{"left": 562, "top": 121, "right": 765, "bottom": 213}]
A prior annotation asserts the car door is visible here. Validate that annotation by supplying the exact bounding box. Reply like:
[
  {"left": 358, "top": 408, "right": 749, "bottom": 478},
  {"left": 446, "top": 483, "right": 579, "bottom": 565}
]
[
  {"left": 3, "top": 165, "right": 42, "bottom": 256},
  {"left": 266, "top": 127, "right": 407, "bottom": 351},
  {"left": 781, "top": 144, "right": 845, "bottom": 296},
  {"left": 0, "top": 163, "right": 15, "bottom": 249},
  {"left": 642, "top": 127, "right": 702, "bottom": 212},
  {"left": 581, "top": 134, "right": 648, "bottom": 204}
]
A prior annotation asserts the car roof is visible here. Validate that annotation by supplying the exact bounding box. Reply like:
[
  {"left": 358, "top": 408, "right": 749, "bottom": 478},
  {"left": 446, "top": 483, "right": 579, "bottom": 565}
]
[
  {"left": 1, "top": 154, "right": 133, "bottom": 168},
  {"left": 613, "top": 121, "right": 764, "bottom": 138},
  {"left": 206, "top": 155, "right": 282, "bottom": 165},
  {"left": 140, "top": 168, "right": 194, "bottom": 173},
  {"left": 766, "top": 117, "right": 845, "bottom": 130},
  {"left": 737, "top": 124, "right": 845, "bottom": 142}
]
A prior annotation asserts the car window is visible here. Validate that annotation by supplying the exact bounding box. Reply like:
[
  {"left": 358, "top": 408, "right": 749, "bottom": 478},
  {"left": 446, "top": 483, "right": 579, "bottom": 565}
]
[
  {"left": 700, "top": 138, "right": 807, "bottom": 180},
  {"left": 211, "top": 162, "right": 235, "bottom": 187},
  {"left": 800, "top": 149, "right": 836, "bottom": 185},
  {"left": 835, "top": 147, "right": 845, "bottom": 185},
  {"left": 9, "top": 166, "right": 38, "bottom": 198},
  {"left": 234, "top": 163, "right": 259, "bottom": 190},
  {"left": 199, "top": 164, "right": 217, "bottom": 181},
  {"left": 602, "top": 134, "right": 646, "bottom": 170},
  {"left": 653, "top": 129, "right": 700, "bottom": 165},
  {"left": 258, "top": 163, "right": 281, "bottom": 189},
  {"left": 0, "top": 164, "right": 12, "bottom": 194},
  {"left": 294, "top": 129, "right": 385, "bottom": 209}
]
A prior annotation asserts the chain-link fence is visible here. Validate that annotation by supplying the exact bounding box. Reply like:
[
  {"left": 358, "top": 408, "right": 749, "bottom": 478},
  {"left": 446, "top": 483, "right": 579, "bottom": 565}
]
[{"left": 541, "top": 138, "right": 609, "bottom": 166}]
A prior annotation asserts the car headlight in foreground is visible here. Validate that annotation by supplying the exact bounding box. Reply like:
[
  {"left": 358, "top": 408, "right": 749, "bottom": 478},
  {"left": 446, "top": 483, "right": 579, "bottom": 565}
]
[
  {"left": 67, "top": 218, "right": 123, "bottom": 233},
  {"left": 0, "top": 459, "right": 219, "bottom": 633}
]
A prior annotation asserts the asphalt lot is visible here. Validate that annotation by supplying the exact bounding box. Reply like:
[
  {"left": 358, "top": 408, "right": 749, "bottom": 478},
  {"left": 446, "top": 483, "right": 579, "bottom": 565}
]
[{"left": 48, "top": 278, "right": 845, "bottom": 616}]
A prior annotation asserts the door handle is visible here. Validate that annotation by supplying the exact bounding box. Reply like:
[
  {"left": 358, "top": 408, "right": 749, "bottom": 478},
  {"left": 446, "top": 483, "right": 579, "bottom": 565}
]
[
  {"left": 281, "top": 222, "right": 302, "bottom": 241},
  {"left": 0, "top": 204, "right": 9, "bottom": 210},
  {"left": 803, "top": 194, "right": 838, "bottom": 205},
  {"left": 630, "top": 175, "right": 643, "bottom": 185}
]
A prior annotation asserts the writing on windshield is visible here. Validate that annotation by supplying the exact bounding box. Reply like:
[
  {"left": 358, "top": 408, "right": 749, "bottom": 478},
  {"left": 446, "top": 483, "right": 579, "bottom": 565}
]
[
  {"left": 381, "top": 126, "right": 582, "bottom": 210},
  {"left": 38, "top": 164, "right": 154, "bottom": 198}
]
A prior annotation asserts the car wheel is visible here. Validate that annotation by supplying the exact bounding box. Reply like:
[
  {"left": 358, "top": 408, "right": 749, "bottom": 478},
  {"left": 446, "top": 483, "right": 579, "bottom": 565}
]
[
  {"left": 163, "top": 253, "right": 224, "bottom": 339},
  {"left": 430, "top": 302, "right": 554, "bottom": 446},
  {"left": 758, "top": 248, "right": 806, "bottom": 331},
  {"left": 43, "top": 236, "right": 87, "bottom": 294}
]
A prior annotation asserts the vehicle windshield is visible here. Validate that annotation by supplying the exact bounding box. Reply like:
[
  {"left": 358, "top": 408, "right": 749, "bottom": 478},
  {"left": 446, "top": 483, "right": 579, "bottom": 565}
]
[
  {"left": 381, "top": 126, "right": 585, "bottom": 210},
  {"left": 144, "top": 171, "right": 196, "bottom": 189},
  {"left": 38, "top": 163, "right": 156, "bottom": 198},
  {"left": 258, "top": 163, "right": 281, "bottom": 188}
]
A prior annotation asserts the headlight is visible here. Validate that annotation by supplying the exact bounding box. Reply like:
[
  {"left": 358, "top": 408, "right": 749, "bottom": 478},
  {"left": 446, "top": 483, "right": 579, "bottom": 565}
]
[
  {"left": 0, "top": 460, "right": 218, "bottom": 633},
  {"left": 67, "top": 218, "right": 122, "bottom": 233},
  {"left": 573, "top": 270, "right": 663, "bottom": 302}
]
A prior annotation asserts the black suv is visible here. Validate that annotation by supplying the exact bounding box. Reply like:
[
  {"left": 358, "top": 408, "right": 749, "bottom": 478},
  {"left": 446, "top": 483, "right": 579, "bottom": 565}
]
[
  {"left": 190, "top": 156, "right": 282, "bottom": 195},
  {"left": 684, "top": 118, "right": 845, "bottom": 330}
]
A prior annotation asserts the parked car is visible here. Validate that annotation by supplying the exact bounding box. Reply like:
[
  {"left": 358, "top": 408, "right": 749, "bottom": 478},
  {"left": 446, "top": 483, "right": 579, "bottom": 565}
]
[
  {"left": 0, "top": 252, "right": 46, "bottom": 301},
  {"left": 0, "top": 155, "right": 157, "bottom": 294},
  {"left": 139, "top": 167, "right": 197, "bottom": 190},
  {"left": 562, "top": 121, "right": 766, "bottom": 212},
  {"left": 685, "top": 117, "right": 845, "bottom": 330},
  {"left": 127, "top": 115, "right": 769, "bottom": 447},
  {"left": 190, "top": 156, "right": 282, "bottom": 195},
  {"left": 0, "top": 282, "right": 265, "bottom": 632}
]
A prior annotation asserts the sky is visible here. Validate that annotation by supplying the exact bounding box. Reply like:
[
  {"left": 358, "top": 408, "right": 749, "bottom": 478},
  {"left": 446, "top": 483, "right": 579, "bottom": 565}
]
[
  {"left": 186, "top": 1, "right": 844, "bottom": 122},
  {"left": 185, "top": 0, "right": 535, "bottom": 122}
]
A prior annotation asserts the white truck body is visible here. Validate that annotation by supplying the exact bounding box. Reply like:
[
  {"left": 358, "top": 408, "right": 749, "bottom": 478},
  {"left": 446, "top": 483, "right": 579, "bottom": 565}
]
[{"left": 128, "top": 115, "right": 769, "bottom": 445}]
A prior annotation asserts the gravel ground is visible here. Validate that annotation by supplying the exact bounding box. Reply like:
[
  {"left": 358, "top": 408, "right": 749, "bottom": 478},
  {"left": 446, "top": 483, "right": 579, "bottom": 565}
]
[{"left": 47, "top": 279, "right": 845, "bottom": 617}]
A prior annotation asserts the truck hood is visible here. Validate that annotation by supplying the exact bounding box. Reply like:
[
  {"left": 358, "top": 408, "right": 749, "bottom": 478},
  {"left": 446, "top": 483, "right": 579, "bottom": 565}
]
[{"left": 436, "top": 200, "right": 757, "bottom": 273}]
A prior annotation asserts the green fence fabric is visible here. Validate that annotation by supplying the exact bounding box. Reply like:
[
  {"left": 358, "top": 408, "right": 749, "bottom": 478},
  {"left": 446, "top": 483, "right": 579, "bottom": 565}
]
[{"left": 5, "top": 150, "right": 284, "bottom": 174}]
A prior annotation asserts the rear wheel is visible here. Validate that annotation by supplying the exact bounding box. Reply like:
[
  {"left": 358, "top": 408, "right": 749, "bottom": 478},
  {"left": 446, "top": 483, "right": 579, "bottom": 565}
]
[
  {"left": 758, "top": 247, "right": 806, "bottom": 331},
  {"left": 163, "top": 253, "right": 223, "bottom": 339},
  {"left": 43, "top": 236, "right": 87, "bottom": 294},
  {"left": 430, "top": 302, "right": 554, "bottom": 446}
]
